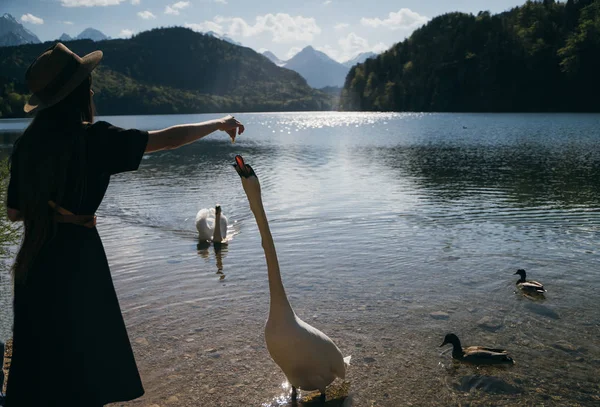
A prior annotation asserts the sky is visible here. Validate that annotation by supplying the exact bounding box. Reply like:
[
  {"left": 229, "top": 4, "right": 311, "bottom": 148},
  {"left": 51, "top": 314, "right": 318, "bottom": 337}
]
[{"left": 3, "top": 0, "right": 528, "bottom": 63}]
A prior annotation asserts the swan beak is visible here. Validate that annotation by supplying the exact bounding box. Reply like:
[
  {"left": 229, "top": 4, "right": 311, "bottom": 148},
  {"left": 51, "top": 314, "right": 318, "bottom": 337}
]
[
  {"left": 440, "top": 340, "right": 448, "bottom": 347},
  {"left": 233, "top": 155, "right": 246, "bottom": 177},
  {"left": 233, "top": 155, "right": 256, "bottom": 178}
]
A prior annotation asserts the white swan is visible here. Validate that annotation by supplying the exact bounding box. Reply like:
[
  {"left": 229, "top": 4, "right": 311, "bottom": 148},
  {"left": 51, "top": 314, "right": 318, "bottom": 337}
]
[
  {"left": 233, "top": 155, "right": 350, "bottom": 402},
  {"left": 195, "top": 205, "right": 227, "bottom": 244}
]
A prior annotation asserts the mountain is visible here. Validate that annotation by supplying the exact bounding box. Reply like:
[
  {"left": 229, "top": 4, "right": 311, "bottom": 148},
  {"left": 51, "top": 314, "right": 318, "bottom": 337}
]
[
  {"left": 59, "top": 33, "right": 73, "bottom": 42},
  {"left": 0, "top": 13, "right": 41, "bottom": 47},
  {"left": 342, "top": 52, "right": 376, "bottom": 68},
  {"left": 76, "top": 28, "right": 109, "bottom": 41},
  {"left": 205, "top": 31, "right": 242, "bottom": 46},
  {"left": 262, "top": 50, "right": 285, "bottom": 66},
  {"left": 0, "top": 27, "right": 335, "bottom": 118},
  {"left": 341, "top": 0, "right": 600, "bottom": 112},
  {"left": 284, "top": 46, "right": 349, "bottom": 88}
]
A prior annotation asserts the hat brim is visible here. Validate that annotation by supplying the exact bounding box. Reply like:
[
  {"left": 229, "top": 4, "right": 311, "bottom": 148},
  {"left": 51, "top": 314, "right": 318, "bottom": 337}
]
[{"left": 24, "top": 50, "right": 103, "bottom": 114}]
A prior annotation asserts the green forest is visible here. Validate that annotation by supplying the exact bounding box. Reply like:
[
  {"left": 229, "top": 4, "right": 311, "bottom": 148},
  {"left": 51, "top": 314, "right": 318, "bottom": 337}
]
[
  {"left": 0, "top": 27, "right": 335, "bottom": 118},
  {"left": 341, "top": 0, "right": 600, "bottom": 112}
]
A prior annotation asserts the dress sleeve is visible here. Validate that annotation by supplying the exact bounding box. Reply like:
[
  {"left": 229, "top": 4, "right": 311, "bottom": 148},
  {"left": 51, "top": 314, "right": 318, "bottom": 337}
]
[
  {"left": 88, "top": 121, "right": 149, "bottom": 175},
  {"left": 6, "top": 155, "right": 19, "bottom": 210}
]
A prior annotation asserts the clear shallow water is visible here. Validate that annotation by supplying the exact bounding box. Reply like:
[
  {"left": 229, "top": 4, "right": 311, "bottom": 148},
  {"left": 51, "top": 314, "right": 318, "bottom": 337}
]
[{"left": 1, "top": 112, "right": 600, "bottom": 406}]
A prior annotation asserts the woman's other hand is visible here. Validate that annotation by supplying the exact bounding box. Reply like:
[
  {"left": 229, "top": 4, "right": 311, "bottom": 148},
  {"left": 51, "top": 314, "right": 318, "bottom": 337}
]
[{"left": 217, "top": 115, "right": 245, "bottom": 142}]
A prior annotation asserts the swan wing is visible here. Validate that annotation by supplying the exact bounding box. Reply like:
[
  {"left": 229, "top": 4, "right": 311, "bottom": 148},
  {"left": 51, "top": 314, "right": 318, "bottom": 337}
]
[
  {"left": 195, "top": 208, "right": 215, "bottom": 241},
  {"left": 265, "top": 316, "right": 346, "bottom": 390}
]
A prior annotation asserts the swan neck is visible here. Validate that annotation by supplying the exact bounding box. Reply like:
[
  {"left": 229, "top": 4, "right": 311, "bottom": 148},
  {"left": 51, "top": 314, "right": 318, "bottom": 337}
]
[
  {"left": 248, "top": 194, "right": 293, "bottom": 315},
  {"left": 212, "top": 210, "right": 222, "bottom": 242}
]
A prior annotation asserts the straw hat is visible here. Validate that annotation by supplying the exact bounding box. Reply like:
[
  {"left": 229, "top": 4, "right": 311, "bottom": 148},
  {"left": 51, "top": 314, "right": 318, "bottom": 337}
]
[{"left": 24, "top": 42, "right": 103, "bottom": 113}]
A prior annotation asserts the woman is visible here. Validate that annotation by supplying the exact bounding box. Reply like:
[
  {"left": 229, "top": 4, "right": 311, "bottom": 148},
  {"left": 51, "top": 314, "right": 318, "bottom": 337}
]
[{"left": 4, "top": 43, "right": 244, "bottom": 406}]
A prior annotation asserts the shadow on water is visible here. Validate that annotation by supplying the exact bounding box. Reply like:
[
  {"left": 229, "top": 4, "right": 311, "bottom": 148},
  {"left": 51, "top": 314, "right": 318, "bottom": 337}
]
[
  {"left": 455, "top": 375, "right": 521, "bottom": 395},
  {"left": 355, "top": 142, "right": 600, "bottom": 208},
  {"left": 523, "top": 302, "right": 560, "bottom": 320}
]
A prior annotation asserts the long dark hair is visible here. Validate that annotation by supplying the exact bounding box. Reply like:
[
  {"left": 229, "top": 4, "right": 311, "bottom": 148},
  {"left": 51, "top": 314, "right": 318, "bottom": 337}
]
[{"left": 11, "top": 75, "right": 94, "bottom": 283}]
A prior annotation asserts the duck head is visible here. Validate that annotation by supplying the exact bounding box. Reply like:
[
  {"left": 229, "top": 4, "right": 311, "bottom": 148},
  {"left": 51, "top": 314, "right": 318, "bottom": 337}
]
[
  {"left": 514, "top": 269, "right": 527, "bottom": 281},
  {"left": 233, "top": 155, "right": 262, "bottom": 203},
  {"left": 440, "top": 333, "right": 462, "bottom": 349}
]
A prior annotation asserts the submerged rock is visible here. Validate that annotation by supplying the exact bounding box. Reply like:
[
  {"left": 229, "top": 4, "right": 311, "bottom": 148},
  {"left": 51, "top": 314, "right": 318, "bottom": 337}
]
[
  {"left": 477, "top": 316, "right": 503, "bottom": 332},
  {"left": 430, "top": 311, "right": 450, "bottom": 320}
]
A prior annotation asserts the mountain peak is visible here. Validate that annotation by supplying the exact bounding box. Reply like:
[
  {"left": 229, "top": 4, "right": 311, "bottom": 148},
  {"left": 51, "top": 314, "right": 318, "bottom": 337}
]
[
  {"left": 0, "top": 13, "right": 41, "bottom": 46},
  {"left": 76, "top": 28, "right": 109, "bottom": 41},
  {"left": 2, "top": 13, "right": 17, "bottom": 23}
]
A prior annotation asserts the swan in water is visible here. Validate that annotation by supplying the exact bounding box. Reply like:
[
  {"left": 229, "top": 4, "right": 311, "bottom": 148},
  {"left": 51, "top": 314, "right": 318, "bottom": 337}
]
[
  {"left": 233, "top": 155, "right": 350, "bottom": 402},
  {"left": 195, "top": 205, "right": 227, "bottom": 244}
]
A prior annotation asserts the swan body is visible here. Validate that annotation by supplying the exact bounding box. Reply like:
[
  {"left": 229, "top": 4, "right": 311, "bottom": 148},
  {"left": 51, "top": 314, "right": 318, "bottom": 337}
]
[
  {"left": 441, "top": 333, "right": 514, "bottom": 365},
  {"left": 233, "top": 155, "right": 350, "bottom": 399},
  {"left": 195, "top": 205, "right": 227, "bottom": 243},
  {"left": 515, "top": 269, "right": 545, "bottom": 294}
]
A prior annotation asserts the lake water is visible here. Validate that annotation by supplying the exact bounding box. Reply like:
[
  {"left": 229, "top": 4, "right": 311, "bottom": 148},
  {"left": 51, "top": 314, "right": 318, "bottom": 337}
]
[{"left": 1, "top": 112, "right": 599, "bottom": 406}]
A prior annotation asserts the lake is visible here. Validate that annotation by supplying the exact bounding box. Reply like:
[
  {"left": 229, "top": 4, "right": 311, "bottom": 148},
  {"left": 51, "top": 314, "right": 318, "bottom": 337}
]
[{"left": 1, "top": 112, "right": 600, "bottom": 406}]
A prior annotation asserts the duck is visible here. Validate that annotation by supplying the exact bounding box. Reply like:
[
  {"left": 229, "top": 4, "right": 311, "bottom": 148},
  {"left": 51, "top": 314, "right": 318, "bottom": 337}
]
[
  {"left": 233, "top": 155, "right": 350, "bottom": 402},
  {"left": 440, "top": 333, "right": 514, "bottom": 365},
  {"left": 195, "top": 205, "right": 228, "bottom": 244},
  {"left": 514, "top": 269, "right": 546, "bottom": 294}
]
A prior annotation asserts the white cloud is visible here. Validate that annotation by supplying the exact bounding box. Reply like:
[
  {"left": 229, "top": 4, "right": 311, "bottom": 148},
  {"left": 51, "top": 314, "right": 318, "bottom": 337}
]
[
  {"left": 323, "top": 0, "right": 332, "bottom": 4},
  {"left": 119, "top": 29, "right": 135, "bottom": 38},
  {"left": 190, "top": 13, "right": 321, "bottom": 43},
  {"left": 334, "top": 23, "right": 349, "bottom": 31},
  {"left": 64, "top": 21, "right": 74, "bottom": 25},
  {"left": 215, "top": 0, "right": 228, "bottom": 4},
  {"left": 317, "top": 32, "right": 387, "bottom": 62},
  {"left": 21, "top": 14, "right": 44, "bottom": 25},
  {"left": 131, "top": 0, "right": 140, "bottom": 4},
  {"left": 361, "top": 8, "right": 428, "bottom": 30},
  {"left": 60, "top": 0, "right": 125, "bottom": 6},
  {"left": 286, "top": 46, "right": 302, "bottom": 59},
  {"left": 185, "top": 22, "right": 223, "bottom": 34},
  {"left": 137, "top": 10, "right": 156, "bottom": 19},
  {"left": 165, "top": 1, "right": 190, "bottom": 15}
]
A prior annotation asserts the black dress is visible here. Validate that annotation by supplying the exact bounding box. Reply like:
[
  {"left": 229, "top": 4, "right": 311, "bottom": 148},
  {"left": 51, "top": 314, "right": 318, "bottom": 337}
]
[{"left": 5, "top": 121, "right": 149, "bottom": 407}]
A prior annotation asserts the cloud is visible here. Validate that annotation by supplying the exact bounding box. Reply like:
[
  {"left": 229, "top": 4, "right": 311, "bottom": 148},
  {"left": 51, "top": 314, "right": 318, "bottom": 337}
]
[
  {"left": 60, "top": 0, "right": 125, "bottom": 6},
  {"left": 215, "top": 0, "right": 228, "bottom": 4},
  {"left": 334, "top": 23, "right": 349, "bottom": 31},
  {"left": 361, "top": 8, "right": 428, "bottom": 30},
  {"left": 165, "top": 1, "right": 190, "bottom": 15},
  {"left": 131, "top": 0, "right": 140, "bottom": 4},
  {"left": 64, "top": 21, "right": 74, "bottom": 25},
  {"left": 323, "top": 0, "right": 332, "bottom": 4},
  {"left": 189, "top": 13, "right": 321, "bottom": 43},
  {"left": 119, "top": 29, "right": 135, "bottom": 38},
  {"left": 137, "top": 10, "right": 156, "bottom": 19},
  {"left": 21, "top": 14, "right": 44, "bottom": 25},
  {"left": 185, "top": 21, "right": 223, "bottom": 34},
  {"left": 317, "top": 32, "right": 387, "bottom": 62}
]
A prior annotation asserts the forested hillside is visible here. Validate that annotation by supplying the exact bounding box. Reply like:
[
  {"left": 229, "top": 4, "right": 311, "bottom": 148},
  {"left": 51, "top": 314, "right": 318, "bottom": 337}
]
[
  {"left": 341, "top": 0, "right": 600, "bottom": 112},
  {"left": 0, "top": 27, "right": 334, "bottom": 118}
]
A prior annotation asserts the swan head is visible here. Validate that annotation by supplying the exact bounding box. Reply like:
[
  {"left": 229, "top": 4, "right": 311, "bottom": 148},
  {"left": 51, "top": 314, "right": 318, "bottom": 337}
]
[
  {"left": 233, "top": 155, "right": 261, "bottom": 201},
  {"left": 514, "top": 269, "right": 527, "bottom": 280},
  {"left": 215, "top": 205, "right": 222, "bottom": 215},
  {"left": 440, "top": 333, "right": 461, "bottom": 349}
]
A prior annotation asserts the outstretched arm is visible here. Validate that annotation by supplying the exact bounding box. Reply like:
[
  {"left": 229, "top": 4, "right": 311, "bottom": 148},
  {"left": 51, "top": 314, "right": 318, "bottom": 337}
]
[{"left": 145, "top": 115, "right": 245, "bottom": 153}]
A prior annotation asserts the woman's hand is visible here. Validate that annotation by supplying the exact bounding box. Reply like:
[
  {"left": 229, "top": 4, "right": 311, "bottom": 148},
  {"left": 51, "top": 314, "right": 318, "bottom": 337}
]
[{"left": 217, "top": 115, "right": 245, "bottom": 142}]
